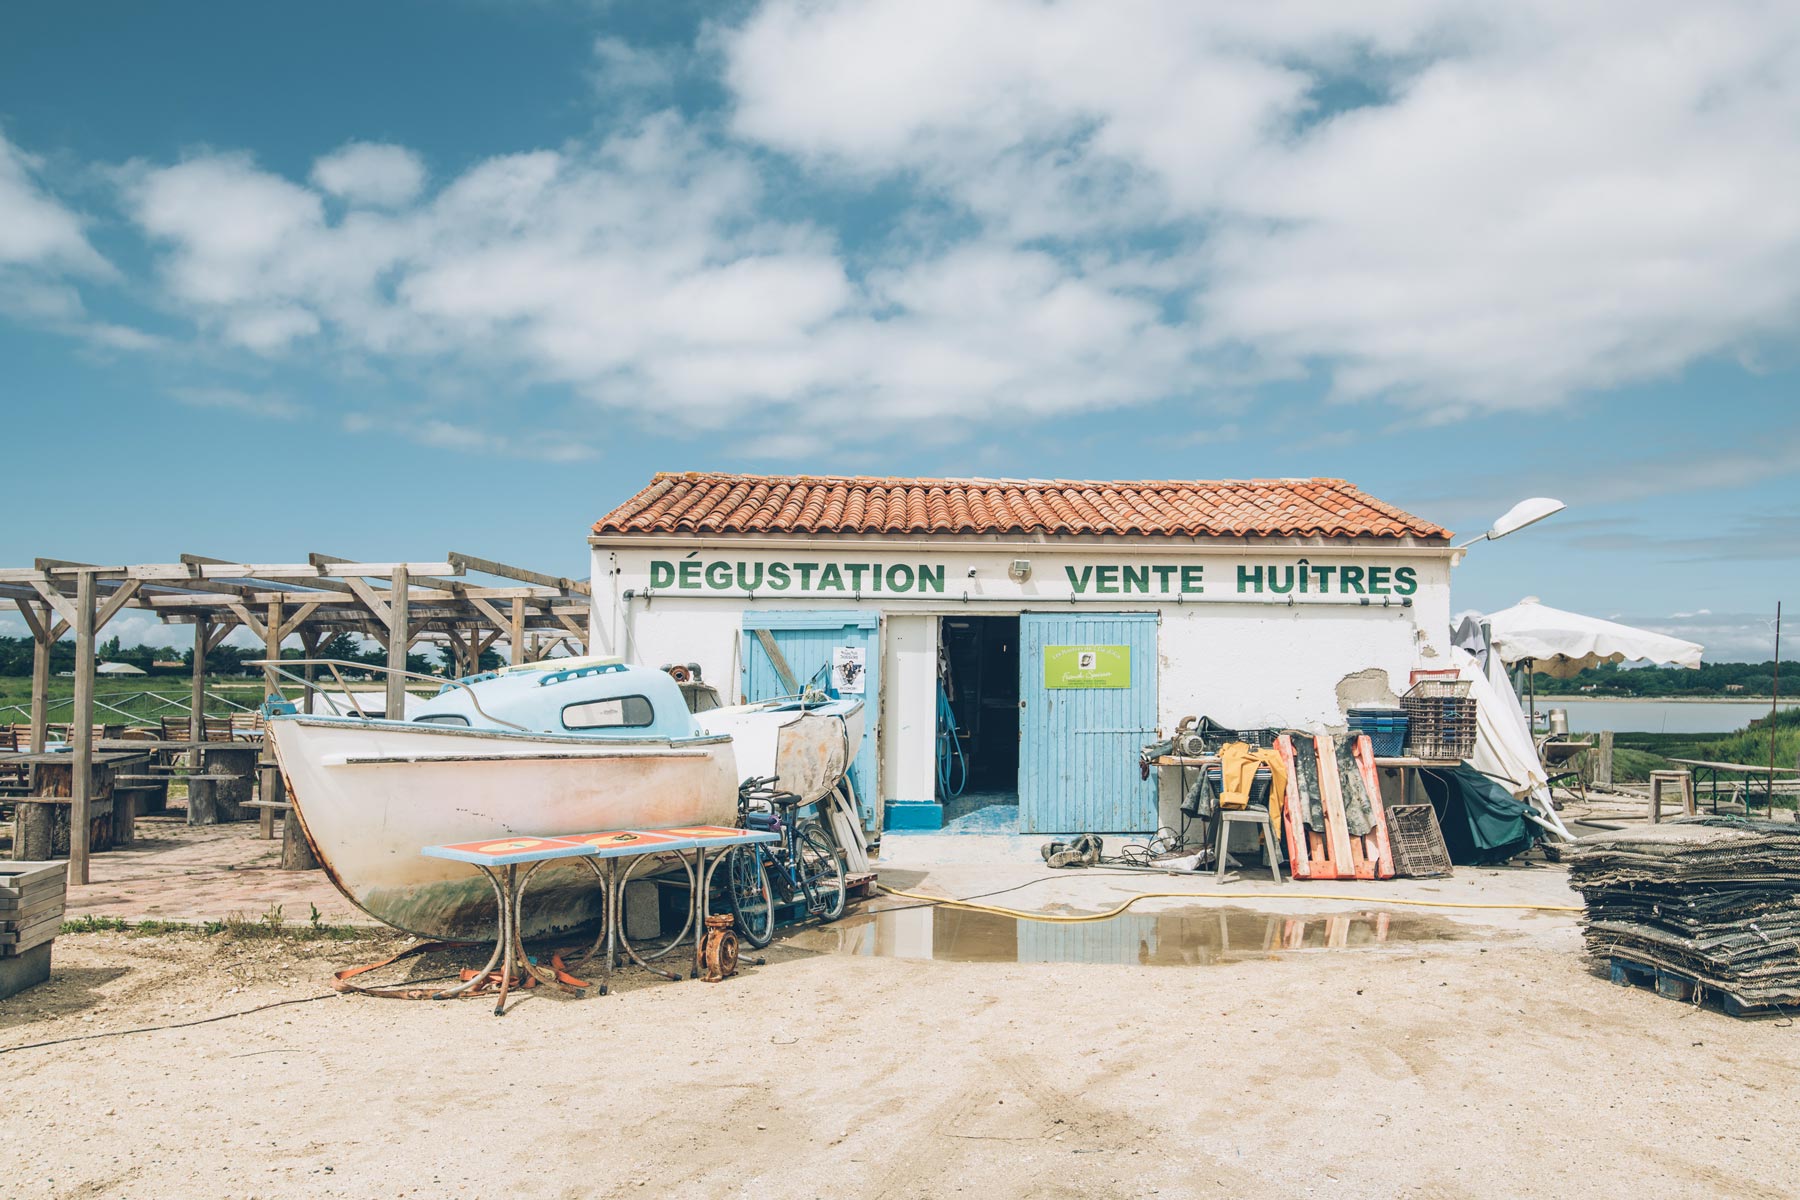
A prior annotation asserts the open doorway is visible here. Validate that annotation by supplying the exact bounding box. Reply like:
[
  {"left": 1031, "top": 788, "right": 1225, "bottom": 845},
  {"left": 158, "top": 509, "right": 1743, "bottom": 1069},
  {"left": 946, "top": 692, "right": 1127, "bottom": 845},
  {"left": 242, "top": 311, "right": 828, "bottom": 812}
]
[{"left": 938, "top": 615, "right": 1019, "bottom": 829}]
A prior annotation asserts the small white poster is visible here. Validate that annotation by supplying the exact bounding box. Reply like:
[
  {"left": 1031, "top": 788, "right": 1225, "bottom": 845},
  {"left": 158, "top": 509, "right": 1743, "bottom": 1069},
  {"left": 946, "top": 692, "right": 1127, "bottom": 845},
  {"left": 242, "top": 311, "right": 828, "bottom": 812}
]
[{"left": 831, "top": 646, "right": 867, "bottom": 694}]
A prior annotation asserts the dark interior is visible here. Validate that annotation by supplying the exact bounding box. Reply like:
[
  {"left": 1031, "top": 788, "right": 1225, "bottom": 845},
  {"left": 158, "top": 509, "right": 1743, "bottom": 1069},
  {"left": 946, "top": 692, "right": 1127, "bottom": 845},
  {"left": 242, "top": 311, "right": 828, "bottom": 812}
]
[{"left": 939, "top": 614, "right": 1020, "bottom": 794}]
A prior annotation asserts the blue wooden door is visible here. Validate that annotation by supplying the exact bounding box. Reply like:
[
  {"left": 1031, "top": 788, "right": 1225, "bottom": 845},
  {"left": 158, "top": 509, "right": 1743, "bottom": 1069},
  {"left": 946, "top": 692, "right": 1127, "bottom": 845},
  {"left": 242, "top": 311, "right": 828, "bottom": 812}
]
[
  {"left": 741, "top": 610, "right": 880, "bottom": 828},
  {"left": 1018, "top": 612, "right": 1159, "bottom": 833}
]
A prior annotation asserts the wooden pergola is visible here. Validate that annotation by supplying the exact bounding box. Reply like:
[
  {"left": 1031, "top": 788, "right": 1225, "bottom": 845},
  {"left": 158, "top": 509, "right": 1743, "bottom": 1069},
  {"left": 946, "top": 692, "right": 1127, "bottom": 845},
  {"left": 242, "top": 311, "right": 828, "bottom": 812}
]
[{"left": 1, "top": 551, "right": 594, "bottom": 883}]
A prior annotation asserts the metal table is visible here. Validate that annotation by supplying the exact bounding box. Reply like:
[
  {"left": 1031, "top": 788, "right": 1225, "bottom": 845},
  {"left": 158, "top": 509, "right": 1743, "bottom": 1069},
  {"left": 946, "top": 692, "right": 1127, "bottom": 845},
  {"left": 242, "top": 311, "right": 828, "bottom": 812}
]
[{"left": 421, "top": 825, "right": 777, "bottom": 1015}]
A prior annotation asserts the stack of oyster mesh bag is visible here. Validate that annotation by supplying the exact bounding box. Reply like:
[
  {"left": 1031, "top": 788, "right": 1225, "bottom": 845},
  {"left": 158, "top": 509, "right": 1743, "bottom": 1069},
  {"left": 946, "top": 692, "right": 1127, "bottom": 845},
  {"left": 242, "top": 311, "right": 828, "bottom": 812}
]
[{"left": 1569, "top": 817, "right": 1800, "bottom": 1012}]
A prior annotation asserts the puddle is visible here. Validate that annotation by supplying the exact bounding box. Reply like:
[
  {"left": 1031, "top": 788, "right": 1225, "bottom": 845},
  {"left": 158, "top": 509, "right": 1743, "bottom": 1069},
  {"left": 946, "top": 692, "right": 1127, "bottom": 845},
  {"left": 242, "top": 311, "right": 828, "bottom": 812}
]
[{"left": 783, "top": 905, "right": 1465, "bottom": 966}]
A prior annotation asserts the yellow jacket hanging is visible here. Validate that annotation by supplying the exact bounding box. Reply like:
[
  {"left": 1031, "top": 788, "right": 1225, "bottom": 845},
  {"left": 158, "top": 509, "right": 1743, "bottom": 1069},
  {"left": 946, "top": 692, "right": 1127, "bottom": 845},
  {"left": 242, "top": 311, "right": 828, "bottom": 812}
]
[{"left": 1218, "top": 742, "right": 1288, "bottom": 835}]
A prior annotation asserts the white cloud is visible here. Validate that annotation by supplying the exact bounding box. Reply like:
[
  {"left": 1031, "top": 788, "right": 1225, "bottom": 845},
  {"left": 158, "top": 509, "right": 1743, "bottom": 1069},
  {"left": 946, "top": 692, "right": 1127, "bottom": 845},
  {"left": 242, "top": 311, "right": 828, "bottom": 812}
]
[
  {"left": 17, "top": 2, "right": 1788, "bottom": 452},
  {"left": 170, "top": 386, "right": 301, "bottom": 420},
  {"left": 342, "top": 411, "right": 599, "bottom": 462},
  {"left": 725, "top": 0, "right": 1800, "bottom": 413},
  {"left": 311, "top": 142, "right": 427, "bottom": 208},
  {"left": 0, "top": 132, "right": 110, "bottom": 273}
]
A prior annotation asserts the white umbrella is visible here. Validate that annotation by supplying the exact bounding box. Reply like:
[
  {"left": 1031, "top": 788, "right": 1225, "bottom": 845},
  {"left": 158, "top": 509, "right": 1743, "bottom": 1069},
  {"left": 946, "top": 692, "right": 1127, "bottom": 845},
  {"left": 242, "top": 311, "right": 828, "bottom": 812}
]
[
  {"left": 1484, "top": 597, "right": 1704, "bottom": 679},
  {"left": 96, "top": 661, "right": 148, "bottom": 676}
]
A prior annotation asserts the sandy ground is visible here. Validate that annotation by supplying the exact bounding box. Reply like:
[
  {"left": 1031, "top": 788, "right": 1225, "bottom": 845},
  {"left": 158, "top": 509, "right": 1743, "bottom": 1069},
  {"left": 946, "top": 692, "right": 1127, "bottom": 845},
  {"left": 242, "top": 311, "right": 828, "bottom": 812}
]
[{"left": 6, "top": 847, "right": 1800, "bottom": 1200}]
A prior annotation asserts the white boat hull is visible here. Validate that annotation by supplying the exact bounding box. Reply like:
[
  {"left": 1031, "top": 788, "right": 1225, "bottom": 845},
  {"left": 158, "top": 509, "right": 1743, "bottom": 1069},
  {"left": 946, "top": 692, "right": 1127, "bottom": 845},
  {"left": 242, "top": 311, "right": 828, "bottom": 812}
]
[
  {"left": 696, "top": 700, "right": 866, "bottom": 803},
  {"left": 268, "top": 716, "right": 738, "bottom": 939}
]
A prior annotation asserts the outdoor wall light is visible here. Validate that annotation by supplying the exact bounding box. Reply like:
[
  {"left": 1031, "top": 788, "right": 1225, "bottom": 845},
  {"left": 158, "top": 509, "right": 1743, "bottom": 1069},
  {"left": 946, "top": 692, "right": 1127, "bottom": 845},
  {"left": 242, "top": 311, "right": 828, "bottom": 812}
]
[
  {"left": 1008, "top": 559, "right": 1032, "bottom": 582},
  {"left": 1456, "top": 497, "right": 1566, "bottom": 550}
]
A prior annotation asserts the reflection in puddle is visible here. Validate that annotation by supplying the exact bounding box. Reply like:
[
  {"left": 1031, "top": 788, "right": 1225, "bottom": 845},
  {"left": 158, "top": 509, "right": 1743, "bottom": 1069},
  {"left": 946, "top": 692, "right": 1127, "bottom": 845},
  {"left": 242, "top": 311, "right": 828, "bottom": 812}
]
[{"left": 784, "top": 905, "right": 1463, "bottom": 966}]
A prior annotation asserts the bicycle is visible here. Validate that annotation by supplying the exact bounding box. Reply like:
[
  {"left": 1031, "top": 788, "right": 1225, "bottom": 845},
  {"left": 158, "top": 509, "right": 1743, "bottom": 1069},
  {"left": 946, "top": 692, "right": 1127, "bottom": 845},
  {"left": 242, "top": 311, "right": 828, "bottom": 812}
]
[{"left": 724, "top": 775, "right": 847, "bottom": 948}]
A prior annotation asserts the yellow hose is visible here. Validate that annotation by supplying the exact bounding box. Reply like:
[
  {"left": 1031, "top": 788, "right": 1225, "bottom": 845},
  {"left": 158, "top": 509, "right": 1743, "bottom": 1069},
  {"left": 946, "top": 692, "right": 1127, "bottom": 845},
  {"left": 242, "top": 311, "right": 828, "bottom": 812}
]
[{"left": 876, "top": 883, "right": 1582, "bottom": 922}]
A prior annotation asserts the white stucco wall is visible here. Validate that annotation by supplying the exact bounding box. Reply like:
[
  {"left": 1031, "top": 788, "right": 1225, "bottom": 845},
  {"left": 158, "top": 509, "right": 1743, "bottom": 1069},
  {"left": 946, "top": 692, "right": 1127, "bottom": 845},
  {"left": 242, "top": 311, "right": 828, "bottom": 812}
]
[{"left": 591, "top": 540, "right": 1454, "bottom": 808}]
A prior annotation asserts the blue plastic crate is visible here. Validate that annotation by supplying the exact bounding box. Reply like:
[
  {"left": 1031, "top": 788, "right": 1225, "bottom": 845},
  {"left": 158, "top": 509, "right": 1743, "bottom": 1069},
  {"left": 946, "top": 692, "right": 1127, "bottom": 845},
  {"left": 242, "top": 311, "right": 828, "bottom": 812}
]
[{"left": 1348, "top": 710, "right": 1409, "bottom": 757}]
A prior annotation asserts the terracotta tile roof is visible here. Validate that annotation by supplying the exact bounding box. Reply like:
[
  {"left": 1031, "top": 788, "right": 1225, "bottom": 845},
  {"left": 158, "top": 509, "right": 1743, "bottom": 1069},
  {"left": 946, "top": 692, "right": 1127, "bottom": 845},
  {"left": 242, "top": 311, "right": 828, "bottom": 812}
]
[{"left": 593, "top": 474, "right": 1451, "bottom": 541}]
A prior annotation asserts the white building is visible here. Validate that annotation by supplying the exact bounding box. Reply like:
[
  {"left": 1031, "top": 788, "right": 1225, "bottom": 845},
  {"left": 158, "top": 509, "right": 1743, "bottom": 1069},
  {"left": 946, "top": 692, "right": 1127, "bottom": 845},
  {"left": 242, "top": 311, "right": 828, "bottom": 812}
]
[{"left": 589, "top": 473, "right": 1456, "bottom": 836}]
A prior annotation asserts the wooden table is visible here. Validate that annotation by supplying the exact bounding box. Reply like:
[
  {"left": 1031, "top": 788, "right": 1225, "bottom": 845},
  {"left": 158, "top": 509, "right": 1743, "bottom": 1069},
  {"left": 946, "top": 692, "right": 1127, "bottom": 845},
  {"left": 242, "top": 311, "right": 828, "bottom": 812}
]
[
  {"left": 1668, "top": 758, "right": 1800, "bottom": 816},
  {"left": 6, "top": 750, "right": 151, "bottom": 860}
]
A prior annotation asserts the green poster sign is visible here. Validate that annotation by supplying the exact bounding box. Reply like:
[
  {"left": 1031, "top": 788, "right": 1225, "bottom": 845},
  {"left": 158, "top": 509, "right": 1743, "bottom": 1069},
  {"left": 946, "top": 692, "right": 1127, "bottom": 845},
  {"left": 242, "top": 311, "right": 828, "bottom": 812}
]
[{"left": 1044, "top": 645, "right": 1131, "bottom": 689}]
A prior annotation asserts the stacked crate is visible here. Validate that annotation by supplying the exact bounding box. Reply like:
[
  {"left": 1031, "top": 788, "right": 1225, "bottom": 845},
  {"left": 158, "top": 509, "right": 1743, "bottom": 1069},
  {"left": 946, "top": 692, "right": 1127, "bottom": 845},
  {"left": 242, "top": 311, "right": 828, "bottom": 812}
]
[{"left": 1, "top": 860, "right": 68, "bottom": 1000}]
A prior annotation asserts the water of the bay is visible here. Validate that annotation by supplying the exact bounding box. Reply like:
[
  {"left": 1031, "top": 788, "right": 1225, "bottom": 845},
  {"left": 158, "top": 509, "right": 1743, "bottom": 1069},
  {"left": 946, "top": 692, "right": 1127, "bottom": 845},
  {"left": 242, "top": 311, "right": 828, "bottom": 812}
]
[{"left": 1542, "top": 698, "right": 1799, "bottom": 734}]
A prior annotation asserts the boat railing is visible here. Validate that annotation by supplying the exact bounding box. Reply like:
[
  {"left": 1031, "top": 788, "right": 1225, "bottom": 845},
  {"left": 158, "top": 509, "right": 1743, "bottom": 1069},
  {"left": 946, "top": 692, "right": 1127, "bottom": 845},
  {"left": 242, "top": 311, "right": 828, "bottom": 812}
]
[{"left": 248, "top": 658, "right": 528, "bottom": 731}]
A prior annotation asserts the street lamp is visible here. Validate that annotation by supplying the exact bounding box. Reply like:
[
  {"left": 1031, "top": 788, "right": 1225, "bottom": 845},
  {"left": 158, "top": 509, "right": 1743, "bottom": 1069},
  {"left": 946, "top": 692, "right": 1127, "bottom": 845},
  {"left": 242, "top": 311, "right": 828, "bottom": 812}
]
[{"left": 1455, "top": 497, "right": 1566, "bottom": 551}]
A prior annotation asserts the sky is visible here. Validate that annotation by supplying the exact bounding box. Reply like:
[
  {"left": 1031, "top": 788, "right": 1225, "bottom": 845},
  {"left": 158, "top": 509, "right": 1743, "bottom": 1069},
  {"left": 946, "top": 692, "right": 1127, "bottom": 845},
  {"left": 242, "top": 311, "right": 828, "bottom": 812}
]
[{"left": 1, "top": 1, "right": 1795, "bottom": 660}]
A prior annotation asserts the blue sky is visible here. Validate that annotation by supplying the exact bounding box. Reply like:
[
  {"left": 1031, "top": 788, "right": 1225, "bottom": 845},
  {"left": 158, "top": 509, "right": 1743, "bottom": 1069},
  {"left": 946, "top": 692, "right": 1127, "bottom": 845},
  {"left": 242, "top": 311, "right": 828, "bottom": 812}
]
[{"left": 1, "top": 1, "right": 1794, "bottom": 659}]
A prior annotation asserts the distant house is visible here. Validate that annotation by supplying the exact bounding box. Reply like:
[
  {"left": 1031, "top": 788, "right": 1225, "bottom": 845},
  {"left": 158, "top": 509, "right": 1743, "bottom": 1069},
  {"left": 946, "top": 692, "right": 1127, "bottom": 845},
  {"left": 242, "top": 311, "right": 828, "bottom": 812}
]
[
  {"left": 1725, "top": 683, "right": 1746, "bottom": 693},
  {"left": 152, "top": 660, "right": 184, "bottom": 670}
]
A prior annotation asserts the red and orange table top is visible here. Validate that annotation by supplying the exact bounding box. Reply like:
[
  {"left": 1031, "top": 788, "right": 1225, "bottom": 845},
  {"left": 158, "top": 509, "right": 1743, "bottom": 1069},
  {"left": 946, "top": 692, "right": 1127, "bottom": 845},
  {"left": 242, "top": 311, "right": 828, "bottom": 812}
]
[{"left": 423, "top": 825, "right": 775, "bottom": 867}]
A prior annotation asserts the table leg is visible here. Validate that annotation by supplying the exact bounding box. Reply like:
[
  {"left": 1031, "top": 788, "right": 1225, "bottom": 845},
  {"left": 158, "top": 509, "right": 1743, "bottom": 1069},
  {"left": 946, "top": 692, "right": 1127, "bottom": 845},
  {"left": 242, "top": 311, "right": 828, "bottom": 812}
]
[
  {"left": 602, "top": 858, "right": 619, "bottom": 997},
  {"left": 692, "top": 847, "right": 706, "bottom": 980},
  {"left": 494, "top": 864, "right": 518, "bottom": 1015},
  {"left": 431, "top": 866, "right": 510, "bottom": 1002}
]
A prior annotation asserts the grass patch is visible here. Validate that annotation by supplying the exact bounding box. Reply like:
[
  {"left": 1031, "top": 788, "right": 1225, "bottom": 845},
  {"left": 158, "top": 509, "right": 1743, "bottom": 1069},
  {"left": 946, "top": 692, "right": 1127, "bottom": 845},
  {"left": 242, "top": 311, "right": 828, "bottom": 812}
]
[
  {"left": 59, "top": 904, "right": 377, "bottom": 941},
  {"left": 216, "top": 903, "right": 375, "bottom": 942}
]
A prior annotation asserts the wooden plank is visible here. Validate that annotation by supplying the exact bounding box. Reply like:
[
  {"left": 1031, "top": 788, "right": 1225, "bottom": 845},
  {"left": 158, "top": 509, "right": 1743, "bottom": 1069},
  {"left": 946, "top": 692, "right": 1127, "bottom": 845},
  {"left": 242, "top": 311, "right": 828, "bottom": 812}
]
[
  {"left": 1, "top": 909, "right": 67, "bottom": 946},
  {"left": 1314, "top": 734, "right": 1356, "bottom": 878},
  {"left": 1274, "top": 735, "right": 1314, "bottom": 879},
  {"left": 753, "top": 628, "right": 800, "bottom": 693},
  {"left": 0, "top": 861, "right": 70, "bottom": 891},
  {"left": 510, "top": 596, "right": 526, "bottom": 666},
  {"left": 1352, "top": 734, "right": 1396, "bottom": 879}
]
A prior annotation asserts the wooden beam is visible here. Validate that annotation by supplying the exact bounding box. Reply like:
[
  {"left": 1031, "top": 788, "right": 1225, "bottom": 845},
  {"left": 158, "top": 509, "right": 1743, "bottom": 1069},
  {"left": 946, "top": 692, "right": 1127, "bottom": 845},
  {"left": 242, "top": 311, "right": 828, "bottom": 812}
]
[
  {"left": 93, "top": 579, "right": 142, "bottom": 632},
  {"left": 28, "top": 580, "right": 78, "bottom": 628},
  {"left": 511, "top": 597, "right": 526, "bottom": 665},
  {"left": 312, "top": 552, "right": 466, "bottom": 594},
  {"left": 13, "top": 596, "right": 49, "bottom": 644},
  {"left": 466, "top": 594, "right": 509, "bottom": 631},
  {"left": 191, "top": 618, "right": 209, "bottom": 745},
  {"left": 70, "top": 570, "right": 96, "bottom": 886},
  {"left": 448, "top": 551, "right": 591, "bottom": 596},
  {"left": 276, "top": 601, "right": 322, "bottom": 640},
  {"left": 263, "top": 599, "right": 283, "bottom": 698},
  {"left": 386, "top": 567, "right": 410, "bottom": 719},
  {"left": 121, "top": 561, "right": 458, "bottom": 581},
  {"left": 341, "top": 576, "right": 393, "bottom": 627},
  {"left": 29, "top": 602, "right": 51, "bottom": 754},
  {"left": 227, "top": 602, "right": 269, "bottom": 641},
  {"left": 184, "top": 553, "right": 356, "bottom": 596},
  {"left": 204, "top": 619, "right": 240, "bottom": 653}
]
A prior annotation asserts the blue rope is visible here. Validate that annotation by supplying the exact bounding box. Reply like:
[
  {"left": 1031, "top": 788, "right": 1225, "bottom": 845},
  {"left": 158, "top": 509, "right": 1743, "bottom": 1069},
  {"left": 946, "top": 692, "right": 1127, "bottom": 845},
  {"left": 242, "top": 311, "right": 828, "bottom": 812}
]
[{"left": 936, "top": 684, "right": 968, "bottom": 800}]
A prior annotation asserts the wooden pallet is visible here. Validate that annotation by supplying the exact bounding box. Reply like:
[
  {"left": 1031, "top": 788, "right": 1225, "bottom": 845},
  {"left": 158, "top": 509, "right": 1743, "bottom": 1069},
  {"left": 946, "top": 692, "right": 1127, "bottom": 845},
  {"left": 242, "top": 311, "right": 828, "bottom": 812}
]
[
  {"left": 1609, "top": 956, "right": 1791, "bottom": 1018},
  {"left": 1281, "top": 733, "right": 1394, "bottom": 881}
]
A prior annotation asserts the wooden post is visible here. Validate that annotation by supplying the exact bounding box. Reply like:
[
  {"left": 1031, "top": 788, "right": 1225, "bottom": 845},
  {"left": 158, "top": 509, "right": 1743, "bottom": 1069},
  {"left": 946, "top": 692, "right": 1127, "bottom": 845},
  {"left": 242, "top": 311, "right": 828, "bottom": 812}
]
[
  {"left": 264, "top": 599, "right": 283, "bottom": 698},
  {"left": 511, "top": 597, "right": 526, "bottom": 666},
  {"left": 70, "top": 571, "right": 96, "bottom": 886},
  {"left": 300, "top": 628, "right": 321, "bottom": 714},
  {"left": 190, "top": 617, "right": 209, "bottom": 745},
  {"left": 29, "top": 604, "right": 51, "bottom": 754},
  {"left": 386, "top": 566, "right": 410, "bottom": 720},
  {"left": 1595, "top": 731, "right": 1614, "bottom": 788}
]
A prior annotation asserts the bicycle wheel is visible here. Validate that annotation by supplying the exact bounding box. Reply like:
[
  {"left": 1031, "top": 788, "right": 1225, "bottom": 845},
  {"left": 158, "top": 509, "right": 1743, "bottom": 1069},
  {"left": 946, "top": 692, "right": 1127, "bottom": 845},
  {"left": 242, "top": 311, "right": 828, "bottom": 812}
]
[
  {"left": 796, "top": 822, "right": 847, "bottom": 923},
  {"left": 725, "top": 845, "right": 775, "bottom": 949}
]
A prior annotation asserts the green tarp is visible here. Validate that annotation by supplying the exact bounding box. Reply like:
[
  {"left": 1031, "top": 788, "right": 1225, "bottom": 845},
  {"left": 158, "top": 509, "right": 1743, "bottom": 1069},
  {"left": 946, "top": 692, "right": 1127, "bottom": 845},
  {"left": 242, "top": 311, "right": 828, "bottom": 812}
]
[{"left": 1418, "top": 766, "right": 1535, "bottom": 865}]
